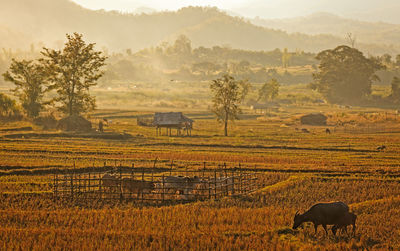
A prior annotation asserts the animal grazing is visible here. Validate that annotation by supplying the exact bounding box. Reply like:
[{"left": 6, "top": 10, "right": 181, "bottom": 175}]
[
  {"left": 301, "top": 128, "right": 310, "bottom": 133},
  {"left": 101, "top": 173, "right": 119, "bottom": 192},
  {"left": 376, "top": 145, "right": 386, "bottom": 151},
  {"left": 331, "top": 212, "right": 357, "bottom": 236},
  {"left": 122, "top": 178, "right": 155, "bottom": 198},
  {"left": 326, "top": 128, "right": 331, "bottom": 134},
  {"left": 156, "top": 176, "right": 201, "bottom": 199},
  {"left": 293, "top": 201, "right": 349, "bottom": 235}
]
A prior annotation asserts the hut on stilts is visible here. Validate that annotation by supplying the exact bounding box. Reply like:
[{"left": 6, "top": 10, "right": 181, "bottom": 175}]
[{"left": 153, "top": 112, "right": 194, "bottom": 136}]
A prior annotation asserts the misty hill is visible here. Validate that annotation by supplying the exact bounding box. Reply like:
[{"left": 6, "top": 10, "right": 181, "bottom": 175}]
[
  {"left": 251, "top": 12, "right": 400, "bottom": 48},
  {"left": 0, "top": 0, "right": 398, "bottom": 55}
]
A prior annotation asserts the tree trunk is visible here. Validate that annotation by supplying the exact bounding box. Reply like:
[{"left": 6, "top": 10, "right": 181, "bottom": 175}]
[{"left": 224, "top": 111, "right": 228, "bottom": 136}]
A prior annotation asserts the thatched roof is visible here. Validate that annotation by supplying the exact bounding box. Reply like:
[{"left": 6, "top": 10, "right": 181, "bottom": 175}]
[{"left": 153, "top": 112, "right": 193, "bottom": 126}]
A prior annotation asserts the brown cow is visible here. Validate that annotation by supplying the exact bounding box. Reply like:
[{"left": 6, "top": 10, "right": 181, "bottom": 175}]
[
  {"left": 122, "top": 178, "right": 155, "bottom": 198},
  {"left": 101, "top": 173, "right": 119, "bottom": 192}
]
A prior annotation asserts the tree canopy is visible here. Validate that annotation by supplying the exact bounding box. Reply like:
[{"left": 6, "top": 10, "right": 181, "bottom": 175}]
[
  {"left": 210, "top": 74, "right": 249, "bottom": 136},
  {"left": 258, "top": 78, "right": 280, "bottom": 102},
  {"left": 40, "top": 33, "right": 107, "bottom": 116},
  {"left": 0, "top": 92, "right": 20, "bottom": 118},
  {"left": 312, "top": 45, "right": 384, "bottom": 104},
  {"left": 3, "top": 59, "right": 49, "bottom": 118}
]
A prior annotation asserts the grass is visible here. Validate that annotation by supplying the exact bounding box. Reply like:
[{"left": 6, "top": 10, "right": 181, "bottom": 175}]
[{"left": 0, "top": 104, "right": 400, "bottom": 249}]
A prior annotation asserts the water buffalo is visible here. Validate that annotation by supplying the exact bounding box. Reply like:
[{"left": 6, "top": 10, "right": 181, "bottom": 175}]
[
  {"left": 293, "top": 201, "right": 349, "bottom": 235},
  {"left": 155, "top": 175, "right": 201, "bottom": 199},
  {"left": 331, "top": 212, "right": 357, "bottom": 236},
  {"left": 101, "top": 173, "right": 119, "bottom": 192},
  {"left": 122, "top": 178, "right": 155, "bottom": 198}
]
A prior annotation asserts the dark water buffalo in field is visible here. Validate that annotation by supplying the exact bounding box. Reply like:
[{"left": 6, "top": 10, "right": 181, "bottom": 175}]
[
  {"left": 331, "top": 212, "right": 357, "bottom": 236},
  {"left": 293, "top": 201, "right": 349, "bottom": 235}
]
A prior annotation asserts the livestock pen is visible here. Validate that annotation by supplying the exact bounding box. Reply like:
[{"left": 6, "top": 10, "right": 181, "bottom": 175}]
[{"left": 53, "top": 162, "right": 266, "bottom": 205}]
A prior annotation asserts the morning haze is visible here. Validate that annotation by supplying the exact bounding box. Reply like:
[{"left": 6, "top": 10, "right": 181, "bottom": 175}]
[{"left": 0, "top": 0, "right": 400, "bottom": 250}]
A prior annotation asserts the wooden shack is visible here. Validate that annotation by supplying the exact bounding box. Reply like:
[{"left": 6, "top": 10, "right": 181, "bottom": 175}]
[{"left": 153, "top": 112, "right": 194, "bottom": 136}]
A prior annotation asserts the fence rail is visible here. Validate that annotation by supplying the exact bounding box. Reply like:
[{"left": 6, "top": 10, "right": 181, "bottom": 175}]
[{"left": 53, "top": 163, "right": 264, "bottom": 205}]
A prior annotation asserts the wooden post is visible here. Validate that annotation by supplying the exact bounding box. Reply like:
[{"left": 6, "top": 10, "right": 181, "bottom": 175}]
[
  {"left": 239, "top": 163, "right": 242, "bottom": 194},
  {"left": 99, "top": 173, "right": 102, "bottom": 200},
  {"left": 70, "top": 174, "right": 74, "bottom": 201},
  {"left": 141, "top": 169, "right": 145, "bottom": 204},
  {"left": 214, "top": 169, "right": 217, "bottom": 199},
  {"left": 208, "top": 180, "right": 211, "bottom": 200},
  {"left": 119, "top": 165, "right": 123, "bottom": 202},
  {"left": 162, "top": 175, "right": 165, "bottom": 204},
  {"left": 53, "top": 173, "right": 57, "bottom": 201}
]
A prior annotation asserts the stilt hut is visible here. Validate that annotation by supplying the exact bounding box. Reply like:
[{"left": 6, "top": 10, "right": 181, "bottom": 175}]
[{"left": 153, "top": 112, "right": 194, "bottom": 136}]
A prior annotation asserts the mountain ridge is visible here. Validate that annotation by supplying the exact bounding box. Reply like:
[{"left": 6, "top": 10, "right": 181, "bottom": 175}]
[{"left": 0, "top": 0, "right": 398, "bottom": 55}]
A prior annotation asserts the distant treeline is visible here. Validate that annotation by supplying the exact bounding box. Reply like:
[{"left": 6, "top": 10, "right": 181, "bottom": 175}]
[{"left": 100, "top": 35, "right": 316, "bottom": 84}]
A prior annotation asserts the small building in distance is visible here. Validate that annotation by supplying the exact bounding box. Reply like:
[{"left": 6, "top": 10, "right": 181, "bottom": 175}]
[
  {"left": 251, "top": 102, "right": 280, "bottom": 114},
  {"left": 153, "top": 112, "right": 194, "bottom": 136},
  {"left": 300, "top": 113, "right": 327, "bottom": 126}
]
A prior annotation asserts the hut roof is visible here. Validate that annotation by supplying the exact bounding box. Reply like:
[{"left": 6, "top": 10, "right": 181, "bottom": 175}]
[{"left": 153, "top": 112, "right": 193, "bottom": 126}]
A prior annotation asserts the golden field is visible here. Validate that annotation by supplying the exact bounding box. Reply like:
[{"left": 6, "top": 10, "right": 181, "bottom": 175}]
[{"left": 0, "top": 105, "right": 399, "bottom": 250}]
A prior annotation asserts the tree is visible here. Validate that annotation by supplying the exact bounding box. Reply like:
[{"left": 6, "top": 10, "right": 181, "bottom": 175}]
[
  {"left": 0, "top": 93, "right": 20, "bottom": 117},
  {"left": 40, "top": 33, "right": 106, "bottom": 116},
  {"left": 3, "top": 59, "right": 49, "bottom": 118},
  {"left": 312, "top": 45, "right": 384, "bottom": 104},
  {"left": 258, "top": 78, "right": 280, "bottom": 102},
  {"left": 391, "top": 76, "right": 400, "bottom": 104},
  {"left": 210, "top": 74, "right": 248, "bottom": 136}
]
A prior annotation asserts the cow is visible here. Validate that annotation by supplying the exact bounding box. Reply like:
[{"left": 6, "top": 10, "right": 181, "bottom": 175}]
[
  {"left": 293, "top": 201, "right": 349, "bottom": 235},
  {"left": 101, "top": 173, "right": 119, "bottom": 192},
  {"left": 155, "top": 175, "right": 201, "bottom": 199},
  {"left": 331, "top": 212, "right": 357, "bottom": 236},
  {"left": 122, "top": 178, "right": 155, "bottom": 198},
  {"left": 326, "top": 128, "right": 331, "bottom": 134},
  {"left": 301, "top": 128, "right": 310, "bottom": 133}
]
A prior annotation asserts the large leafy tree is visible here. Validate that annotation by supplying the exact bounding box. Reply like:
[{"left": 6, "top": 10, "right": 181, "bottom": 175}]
[
  {"left": 40, "top": 33, "right": 107, "bottom": 116},
  {"left": 210, "top": 74, "right": 249, "bottom": 136},
  {"left": 258, "top": 78, "right": 280, "bottom": 102},
  {"left": 312, "top": 45, "right": 384, "bottom": 104},
  {"left": 3, "top": 59, "right": 49, "bottom": 118},
  {"left": 0, "top": 93, "right": 20, "bottom": 117}
]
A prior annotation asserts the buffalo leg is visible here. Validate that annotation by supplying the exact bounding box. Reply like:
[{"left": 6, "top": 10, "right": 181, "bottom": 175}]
[
  {"left": 313, "top": 223, "right": 318, "bottom": 235},
  {"left": 322, "top": 224, "right": 328, "bottom": 235}
]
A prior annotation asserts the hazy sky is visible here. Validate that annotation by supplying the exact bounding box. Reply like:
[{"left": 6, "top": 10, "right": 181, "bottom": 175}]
[{"left": 70, "top": 0, "right": 400, "bottom": 22}]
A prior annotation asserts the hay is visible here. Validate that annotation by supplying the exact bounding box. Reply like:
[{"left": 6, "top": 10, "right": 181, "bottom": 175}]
[{"left": 57, "top": 115, "right": 92, "bottom": 132}]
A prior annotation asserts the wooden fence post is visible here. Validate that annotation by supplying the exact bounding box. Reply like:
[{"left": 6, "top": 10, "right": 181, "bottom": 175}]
[
  {"left": 214, "top": 169, "right": 217, "bottom": 199},
  {"left": 119, "top": 164, "right": 123, "bottom": 202},
  {"left": 142, "top": 169, "right": 145, "bottom": 204},
  {"left": 99, "top": 173, "right": 102, "bottom": 200},
  {"left": 53, "top": 173, "right": 57, "bottom": 201},
  {"left": 70, "top": 174, "right": 74, "bottom": 201},
  {"left": 162, "top": 175, "right": 165, "bottom": 204}
]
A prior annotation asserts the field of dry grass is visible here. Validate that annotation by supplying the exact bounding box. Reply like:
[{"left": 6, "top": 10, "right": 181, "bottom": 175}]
[{"left": 0, "top": 106, "right": 399, "bottom": 250}]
